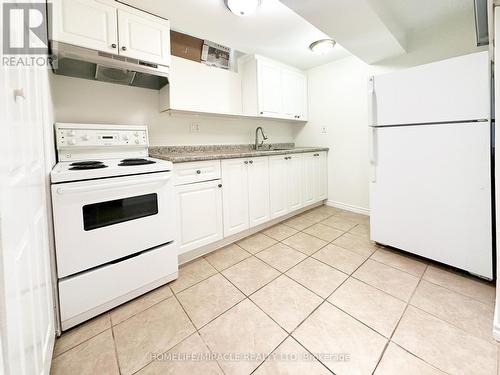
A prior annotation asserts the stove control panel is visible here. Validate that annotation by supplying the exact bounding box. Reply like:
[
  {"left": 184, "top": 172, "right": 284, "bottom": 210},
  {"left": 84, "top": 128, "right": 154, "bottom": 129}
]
[{"left": 56, "top": 125, "right": 148, "bottom": 149}]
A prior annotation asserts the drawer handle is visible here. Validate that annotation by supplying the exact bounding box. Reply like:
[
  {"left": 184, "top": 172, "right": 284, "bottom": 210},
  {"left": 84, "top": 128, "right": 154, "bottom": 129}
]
[
  {"left": 122, "top": 46, "right": 127, "bottom": 51},
  {"left": 249, "top": 160, "right": 253, "bottom": 164},
  {"left": 244, "top": 161, "right": 249, "bottom": 164},
  {"left": 111, "top": 43, "right": 117, "bottom": 49},
  {"left": 196, "top": 170, "right": 201, "bottom": 174},
  {"left": 218, "top": 184, "right": 222, "bottom": 188}
]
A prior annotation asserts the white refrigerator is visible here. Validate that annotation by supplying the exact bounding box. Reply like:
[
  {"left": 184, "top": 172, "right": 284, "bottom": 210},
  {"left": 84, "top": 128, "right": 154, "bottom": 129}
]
[{"left": 369, "top": 51, "right": 493, "bottom": 279}]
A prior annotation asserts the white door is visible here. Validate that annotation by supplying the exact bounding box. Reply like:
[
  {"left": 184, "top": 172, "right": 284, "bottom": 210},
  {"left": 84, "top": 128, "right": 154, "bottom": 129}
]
[
  {"left": 302, "top": 153, "right": 316, "bottom": 205},
  {"left": 287, "top": 154, "right": 303, "bottom": 211},
  {"left": 221, "top": 159, "right": 249, "bottom": 237},
  {"left": 282, "top": 69, "right": 308, "bottom": 121},
  {"left": 248, "top": 157, "right": 270, "bottom": 227},
  {"left": 372, "top": 51, "right": 490, "bottom": 126},
  {"left": 370, "top": 122, "right": 492, "bottom": 278},
  {"left": 282, "top": 69, "right": 296, "bottom": 119},
  {"left": 295, "top": 72, "right": 308, "bottom": 121},
  {"left": 269, "top": 155, "right": 289, "bottom": 218},
  {"left": 117, "top": 8, "right": 171, "bottom": 65},
  {"left": 258, "top": 60, "right": 282, "bottom": 116},
  {"left": 0, "top": 23, "right": 55, "bottom": 375},
  {"left": 51, "top": 0, "right": 118, "bottom": 53},
  {"left": 316, "top": 152, "right": 328, "bottom": 201},
  {"left": 176, "top": 180, "right": 223, "bottom": 255}
]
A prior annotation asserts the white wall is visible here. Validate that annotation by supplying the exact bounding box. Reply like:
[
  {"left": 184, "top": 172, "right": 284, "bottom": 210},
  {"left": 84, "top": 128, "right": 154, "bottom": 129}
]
[
  {"left": 296, "top": 14, "right": 487, "bottom": 212},
  {"left": 50, "top": 74, "right": 300, "bottom": 146}
]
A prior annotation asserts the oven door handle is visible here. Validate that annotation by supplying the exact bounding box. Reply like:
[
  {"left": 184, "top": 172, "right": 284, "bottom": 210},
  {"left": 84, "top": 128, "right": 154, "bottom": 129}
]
[{"left": 56, "top": 174, "right": 171, "bottom": 195}]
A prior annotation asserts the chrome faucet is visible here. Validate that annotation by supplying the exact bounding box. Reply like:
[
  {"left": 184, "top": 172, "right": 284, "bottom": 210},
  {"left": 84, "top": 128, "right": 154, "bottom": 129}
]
[{"left": 254, "top": 126, "right": 268, "bottom": 150}]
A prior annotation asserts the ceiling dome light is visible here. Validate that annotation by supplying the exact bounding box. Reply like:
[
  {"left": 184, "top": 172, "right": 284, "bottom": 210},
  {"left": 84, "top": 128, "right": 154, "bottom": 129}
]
[
  {"left": 309, "top": 39, "right": 336, "bottom": 54},
  {"left": 224, "top": 0, "right": 260, "bottom": 16}
]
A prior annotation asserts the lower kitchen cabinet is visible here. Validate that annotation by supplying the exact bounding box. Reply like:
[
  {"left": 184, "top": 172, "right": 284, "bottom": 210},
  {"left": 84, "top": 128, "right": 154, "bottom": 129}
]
[
  {"left": 221, "top": 158, "right": 250, "bottom": 237},
  {"left": 221, "top": 156, "right": 270, "bottom": 237},
  {"left": 303, "top": 151, "right": 328, "bottom": 203},
  {"left": 175, "top": 151, "right": 327, "bottom": 255},
  {"left": 269, "top": 154, "right": 303, "bottom": 219},
  {"left": 248, "top": 156, "right": 271, "bottom": 226},
  {"left": 175, "top": 179, "right": 223, "bottom": 254},
  {"left": 316, "top": 151, "right": 328, "bottom": 200}
]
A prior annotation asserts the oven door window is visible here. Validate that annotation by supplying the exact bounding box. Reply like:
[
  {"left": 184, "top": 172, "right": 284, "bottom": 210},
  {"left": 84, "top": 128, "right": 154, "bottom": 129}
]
[{"left": 83, "top": 193, "right": 158, "bottom": 231}]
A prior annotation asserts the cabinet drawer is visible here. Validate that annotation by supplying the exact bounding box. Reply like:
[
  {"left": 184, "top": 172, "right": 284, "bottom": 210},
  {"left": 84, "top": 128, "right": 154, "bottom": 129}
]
[
  {"left": 174, "top": 160, "right": 221, "bottom": 185},
  {"left": 59, "top": 242, "right": 178, "bottom": 329}
]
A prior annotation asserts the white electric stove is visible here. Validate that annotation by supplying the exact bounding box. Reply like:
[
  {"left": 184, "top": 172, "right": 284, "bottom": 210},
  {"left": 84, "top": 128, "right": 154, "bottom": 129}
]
[{"left": 51, "top": 123, "right": 178, "bottom": 331}]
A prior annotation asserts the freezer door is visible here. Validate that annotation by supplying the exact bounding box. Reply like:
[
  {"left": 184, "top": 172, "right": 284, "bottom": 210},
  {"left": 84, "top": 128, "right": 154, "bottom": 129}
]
[
  {"left": 370, "top": 122, "right": 492, "bottom": 278},
  {"left": 371, "top": 51, "right": 490, "bottom": 126}
]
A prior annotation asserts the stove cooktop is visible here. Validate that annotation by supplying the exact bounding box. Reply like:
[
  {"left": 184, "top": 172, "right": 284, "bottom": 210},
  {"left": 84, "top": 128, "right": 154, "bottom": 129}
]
[
  {"left": 51, "top": 157, "right": 172, "bottom": 183},
  {"left": 69, "top": 161, "right": 108, "bottom": 170}
]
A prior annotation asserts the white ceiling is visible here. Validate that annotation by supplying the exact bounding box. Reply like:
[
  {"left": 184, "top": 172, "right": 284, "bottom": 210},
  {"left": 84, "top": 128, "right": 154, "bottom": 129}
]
[
  {"left": 281, "top": 0, "right": 478, "bottom": 64},
  {"left": 373, "top": 0, "right": 473, "bottom": 32},
  {"left": 119, "top": 0, "right": 351, "bottom": 70},
  {"left": 120, "top": 0, "right": 478, "bottom": 69}
]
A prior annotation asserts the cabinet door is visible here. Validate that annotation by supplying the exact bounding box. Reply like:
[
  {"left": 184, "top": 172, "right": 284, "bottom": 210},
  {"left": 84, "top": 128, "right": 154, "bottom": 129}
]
[
  {"left": 282, "top": 69, "right": 308, "bottom": 120},
  {"left": 282, "top": 69, "right": 297, "bottom": 119},
  {"left": 52, "top": 0, "right": 118, "bottom": 53},
  {"left": 287, "top": 154, "right": 303, "bottom": 211},
  {"left": 269, "top": 155, "right": 289, "bottom": 218},
  {"left": 221, "top": 159, "right": 250, "bottom": 237},
  {"left": 117, "top": 8, "right": 171, "bottom": 65},
  {"left": 295, "top": 73, "right": 308, "bottom": 121},
  {"left": 248, "top": 157, "right": 270, "bottom": 227},
  {"left": 302, "top": 153, "right": 316, "bottom": 205},
  {"left": 176, "top": 180, "right": 223, "bottom": 254},
  {"left": 316, "top": 152, "right": 328, "bottom": 201},
  {"left": 258, "top": 60, "right": 283, "bottom": 115}
]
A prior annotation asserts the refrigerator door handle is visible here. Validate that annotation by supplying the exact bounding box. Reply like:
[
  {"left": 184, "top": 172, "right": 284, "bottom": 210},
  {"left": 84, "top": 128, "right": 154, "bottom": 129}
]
[
  {"left": 368, "top": 76, "right": 377, "bottom": 126},
  {"left": 370, "top": 127, "right": 377, "bottom": 183}
]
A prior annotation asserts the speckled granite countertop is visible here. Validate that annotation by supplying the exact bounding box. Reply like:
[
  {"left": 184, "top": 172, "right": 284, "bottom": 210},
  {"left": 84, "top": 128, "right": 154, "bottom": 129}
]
[{"left": 149, "top": 143, "right": 329, "bottom": 163}]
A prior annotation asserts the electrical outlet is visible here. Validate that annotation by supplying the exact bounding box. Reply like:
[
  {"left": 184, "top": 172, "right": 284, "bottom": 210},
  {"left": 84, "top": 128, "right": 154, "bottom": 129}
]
[
  {"left": 321, "top": 126, "right": 328, "bottom": 134},
  {"left": 189, "top": 123, "right": 200, "bottom": 132}
]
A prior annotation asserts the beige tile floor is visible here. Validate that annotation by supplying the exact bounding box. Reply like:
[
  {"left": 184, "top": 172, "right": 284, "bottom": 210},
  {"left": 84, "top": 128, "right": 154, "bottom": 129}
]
[{"left": 51, "top": 205, "right": 498, "bottom": 375}]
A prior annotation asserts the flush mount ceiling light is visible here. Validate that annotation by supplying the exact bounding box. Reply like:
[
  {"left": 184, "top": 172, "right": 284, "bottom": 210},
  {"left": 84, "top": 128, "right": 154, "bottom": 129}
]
[
  {"left": 224, "top": 0, "right": 260, "bottom": 16},
  {"left": 309, "top": 39, "right": 336, "bottom": 54}
]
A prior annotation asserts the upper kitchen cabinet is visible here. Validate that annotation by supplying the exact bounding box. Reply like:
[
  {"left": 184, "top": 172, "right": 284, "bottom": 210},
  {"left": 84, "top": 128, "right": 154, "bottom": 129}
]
[
  {"left": 51, "top": 0, "right": 118, "bottom": 53},
  {"left": 51, "top": 0, "right": 171, "bottom": 66},
  {"left": 240, "top": 55, "right": 308, "bottom": 121},
  {"left": 117, "top": 8, "right": 171, "bottom": 66}
]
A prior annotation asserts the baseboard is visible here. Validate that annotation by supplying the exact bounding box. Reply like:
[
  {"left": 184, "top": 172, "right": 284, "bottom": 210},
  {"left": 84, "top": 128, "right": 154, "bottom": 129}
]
[
  {"left": 493, "top": 303, "right": 500, "bottom": 342},
  {"left": 326, "top": 200, "right": 370, "bottom": 216}
]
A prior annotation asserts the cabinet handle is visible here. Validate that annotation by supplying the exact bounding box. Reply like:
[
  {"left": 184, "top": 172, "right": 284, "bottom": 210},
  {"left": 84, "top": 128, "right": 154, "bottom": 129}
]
[
  {"left": 218, "top": 184, "right": 222, "bottom": 188},
  {"left": 249, "top": 160, "right": 253, "bottom": 164},
  {"left": 196, "top": 170, "right": 201, "bottom": 174},
  {"left": 260, "top": 111, "right": 263, "bottom": 115},
  {"left": 122, "top": 46, "right": 127, "bottom": 51},
  {"left": 244, "top": 161, "right": 249, "bottom": 164},
  {"left": 111, "top": 43, "right": 117, "bottom": 49}
]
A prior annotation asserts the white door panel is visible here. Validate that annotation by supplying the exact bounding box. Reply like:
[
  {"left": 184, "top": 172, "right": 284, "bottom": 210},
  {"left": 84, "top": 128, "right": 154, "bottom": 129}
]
[
  {"left": 302, "top": 153, "right": 316, "bottom": 205},
  {"left": 269, "top": 156, "right": 289, "bottom": 218},
  {"left": 176, "top": 180, "right": 223, "bottom": 254},
  {"left": 221, "top": 159, "right": 249, "bottom": 237},
  {"left": 287, "top": 155, "right": 303, "bottom": 211},
  {"left": 370, "top": 122, "right": 492, "bottom": 278},
  {"left": 316, "top": 152, "right": 328, "bottom": 200},
  {"left": 258, "top": 61, "right": 282, "bottom": 115},
  {"left": 248, "top": 157, "right": 270, "bottom": 227},
  {"left": 1, "top": 27, "right": 55, "bottom": 375},
  {"left": 117, "top": 9, "right": 170, "bottom": 65},
  {"left": 52, "top": 0, "right": 118, "bottom": 53},
  {"left": 373, "top": 51, "right": 490, "bottom": 125}
]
